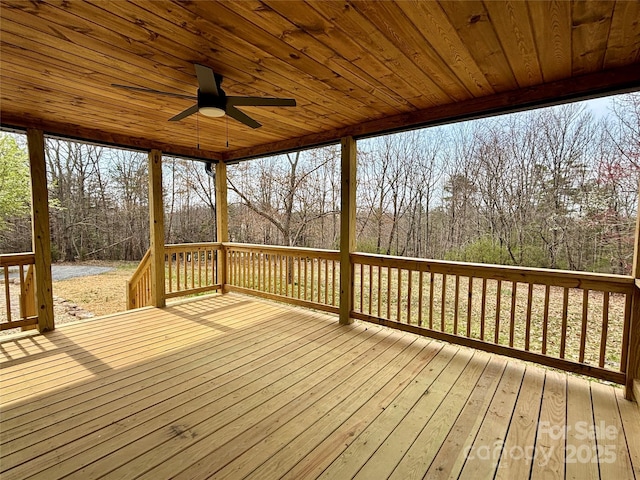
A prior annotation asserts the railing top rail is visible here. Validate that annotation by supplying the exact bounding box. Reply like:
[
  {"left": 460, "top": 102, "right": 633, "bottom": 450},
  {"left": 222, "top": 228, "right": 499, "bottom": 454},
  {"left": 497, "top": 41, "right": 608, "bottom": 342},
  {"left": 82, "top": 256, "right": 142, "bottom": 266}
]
[
  {"left": 224, "top": 242, "right": 340, "bottom": 258},
  {"left": 165, "top": 242, "right": 223, "bottom": 250},
  {"left": 0, "top": 253, "right": 36, "bottom": 267},
  {"left": 128, "top": 248, "right": 151, "bottom": 286},
  {"left": 352, "top": 252, "right": 634, "bottom": 293}
]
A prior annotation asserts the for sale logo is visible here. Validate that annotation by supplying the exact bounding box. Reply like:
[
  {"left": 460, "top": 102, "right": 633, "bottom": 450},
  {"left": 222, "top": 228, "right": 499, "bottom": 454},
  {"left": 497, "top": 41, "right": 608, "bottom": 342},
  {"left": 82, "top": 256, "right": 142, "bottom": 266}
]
[
  {"left": 463, "top": 421, "right": 619, "bottom": 466},
  {"left": 539, "top": 421, "right": 618, "bottom": 464}
]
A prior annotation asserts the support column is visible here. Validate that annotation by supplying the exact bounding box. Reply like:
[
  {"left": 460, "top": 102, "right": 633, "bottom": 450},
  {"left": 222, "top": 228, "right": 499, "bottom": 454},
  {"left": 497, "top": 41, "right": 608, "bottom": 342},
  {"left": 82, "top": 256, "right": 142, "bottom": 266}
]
[
  {"left": 27, "top": 129, "right": 54, "bottom": 332},
  {"left": 215, "top": 161, "right": 229, "bottom": 290},
  {"left": 626, "top": 185, "right": 640, "bottom": 401},
  {"left": 148, "top": 150, "right": 165, "bottom": 308},
  {"left": 339, "top": 136, "right": 357, "bottom": 325}
]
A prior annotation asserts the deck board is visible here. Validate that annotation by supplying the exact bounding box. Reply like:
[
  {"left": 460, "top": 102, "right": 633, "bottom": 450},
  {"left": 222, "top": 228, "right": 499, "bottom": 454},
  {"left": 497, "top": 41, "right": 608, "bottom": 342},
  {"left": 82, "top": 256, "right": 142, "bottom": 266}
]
[
  {"left": 495, "top": 367, "right": 545, "bottom": 479},
  {"left": 565, "top": 375, "right": 599, "bottom": 480},
  {"left": 460, "top": 361, "right": 526, "bottom": 479},
  {"left": 1, "top": 294, "right": 637, "bottom": 479}
]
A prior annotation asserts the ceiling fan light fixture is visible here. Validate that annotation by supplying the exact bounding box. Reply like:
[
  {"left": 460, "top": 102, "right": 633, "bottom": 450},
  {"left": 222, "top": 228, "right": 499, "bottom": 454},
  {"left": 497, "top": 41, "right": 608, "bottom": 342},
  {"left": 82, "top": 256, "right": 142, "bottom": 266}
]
[{"left": 199, "top": 106, "right": 225, "bottom": 118}]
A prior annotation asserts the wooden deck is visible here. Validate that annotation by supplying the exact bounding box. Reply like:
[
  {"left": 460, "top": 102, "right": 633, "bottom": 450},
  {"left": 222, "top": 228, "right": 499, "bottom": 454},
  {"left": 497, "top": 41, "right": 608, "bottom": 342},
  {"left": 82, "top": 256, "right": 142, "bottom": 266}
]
[{"left": 1, "top": 294, "right": 639, "bottom": 479}]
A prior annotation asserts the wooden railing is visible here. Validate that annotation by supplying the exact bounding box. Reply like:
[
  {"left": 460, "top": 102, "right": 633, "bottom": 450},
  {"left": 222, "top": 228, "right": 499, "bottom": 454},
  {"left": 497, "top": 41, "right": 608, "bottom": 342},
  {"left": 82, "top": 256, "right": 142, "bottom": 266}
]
[
  {"left": 125, "top": 242, "right": 636, "bottom": 387},
  {"left": 0, "top": 253, "right": 38, "bottom": 331},
  {"left": 225, "top": 243, "right": 340, "bottom": 314},
  {"left": 351, "top": 253, "right": 634, "bottom": 384},
  {"left": 127, "top": 243, "right": 223, "bottom": 309},
  {"left": 126, "top": 249, "right": 152, "bottom": 309},
  {"left": 165, "top": 243, "right": 222, "bottom": 299}
]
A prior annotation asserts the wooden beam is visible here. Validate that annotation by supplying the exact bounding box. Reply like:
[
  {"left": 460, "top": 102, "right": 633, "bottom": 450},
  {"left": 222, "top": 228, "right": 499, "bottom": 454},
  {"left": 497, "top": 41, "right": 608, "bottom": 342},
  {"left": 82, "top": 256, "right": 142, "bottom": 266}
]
[
  {"left": 215, "top": 161, "right": 229, "bottom": 289},
  {"left": 339, "top": 136, "right": 357, "bottom": 325},
  {"left": 27, "top": 129, "right": 54, "bottom": 332},
  {"left": 221, "top": 64, "right": 640, "bottom": 162},
  {"left": 148, "top": 150, "right": 165, "bottom": 308},
  {"left": 1, "top": 117, "right": 223, "bottom": 162},
  {"left": 626, "top": 182, "right": 640, "bottom": 400}
]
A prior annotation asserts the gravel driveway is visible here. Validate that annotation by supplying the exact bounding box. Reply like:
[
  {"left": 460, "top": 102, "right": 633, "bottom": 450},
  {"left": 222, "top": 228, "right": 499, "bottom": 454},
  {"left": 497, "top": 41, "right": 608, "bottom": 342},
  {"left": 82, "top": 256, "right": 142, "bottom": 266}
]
[
  {"left": 2, "top": 264, "right": 115, "bottom": 335},
  {"left": 7, "top": 265, "right": 114, "bottom": 281},
  {"left": 50, "top": 265, "right": 114, "bottom": 281}
]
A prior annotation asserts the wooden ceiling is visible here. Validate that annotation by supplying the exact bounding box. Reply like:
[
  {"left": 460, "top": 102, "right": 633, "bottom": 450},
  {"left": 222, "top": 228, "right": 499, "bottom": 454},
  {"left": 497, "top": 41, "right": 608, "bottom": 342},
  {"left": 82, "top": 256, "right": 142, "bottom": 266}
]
[{"left": 1, "top": 1, "right": 640, "bottom": 162}]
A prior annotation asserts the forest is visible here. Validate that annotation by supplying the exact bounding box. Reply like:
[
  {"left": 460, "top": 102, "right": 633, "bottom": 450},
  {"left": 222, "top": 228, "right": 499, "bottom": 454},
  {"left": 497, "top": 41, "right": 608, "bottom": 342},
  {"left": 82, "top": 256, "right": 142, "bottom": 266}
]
[{"left": 0, "top": 93, "right": 638, "bottom": 275}]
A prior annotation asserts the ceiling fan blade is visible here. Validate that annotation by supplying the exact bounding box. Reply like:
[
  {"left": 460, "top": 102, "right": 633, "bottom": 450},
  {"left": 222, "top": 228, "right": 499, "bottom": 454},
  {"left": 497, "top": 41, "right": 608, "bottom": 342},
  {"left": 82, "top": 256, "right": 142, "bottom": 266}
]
[
  {"left": 169, "top": 104, "right": 199, "bottom": 122},
  {"left": 226, "top": 105, "right": 261, "bottom": 129},
  {"left": 111, "top": 84, "right": 196, "bottom": 100},
  {"left": 194, "top": 64, "right": 219, "bottom": 96},
  {"left": 226, "top": 97, "right": 296, "bottom": 107}
]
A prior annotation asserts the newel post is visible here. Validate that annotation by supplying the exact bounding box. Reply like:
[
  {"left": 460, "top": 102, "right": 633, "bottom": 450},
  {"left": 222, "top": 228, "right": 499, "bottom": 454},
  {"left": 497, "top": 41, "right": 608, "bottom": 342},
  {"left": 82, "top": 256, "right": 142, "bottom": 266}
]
[
  {"left": 215, "top": 161, "right": 229, "bottom": 290},
  {"left": 339, "top": 136, "right": 357, "bottom": 325},
  {"left": 27, "top": 129, "right": 54, "bottom": 332},
  {"left": 148, "top": 149, "right": 165, "bottom": 308},
  {"left": 626, "top": 185, "right": 640, "bottom": 401}
]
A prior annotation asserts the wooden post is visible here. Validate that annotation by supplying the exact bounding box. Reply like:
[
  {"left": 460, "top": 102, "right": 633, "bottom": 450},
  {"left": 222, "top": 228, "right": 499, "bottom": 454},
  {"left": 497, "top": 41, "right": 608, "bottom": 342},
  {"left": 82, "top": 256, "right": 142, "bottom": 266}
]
[
  {"left": 339, "top": 136, "right": 357, "bottom": 325},
  {"left": 148, "top": 150, "right": 165, "bottom": 308},
  {"left": 215, "top": 161, "right": 229, "bottom": 290},
  {"left": 626, "top": 184, "right": 640, "bottom": 401},
  {"left": 27, "top": 129, "right": 54, "bottom": 332}
]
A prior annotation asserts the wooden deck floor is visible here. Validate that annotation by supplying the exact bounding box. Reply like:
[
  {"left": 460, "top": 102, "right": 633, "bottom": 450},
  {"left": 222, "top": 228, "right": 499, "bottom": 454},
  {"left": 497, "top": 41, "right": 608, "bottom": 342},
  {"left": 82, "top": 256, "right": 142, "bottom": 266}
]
[{"left": 1, "top": 294, "right": 639, "bottom": 480}]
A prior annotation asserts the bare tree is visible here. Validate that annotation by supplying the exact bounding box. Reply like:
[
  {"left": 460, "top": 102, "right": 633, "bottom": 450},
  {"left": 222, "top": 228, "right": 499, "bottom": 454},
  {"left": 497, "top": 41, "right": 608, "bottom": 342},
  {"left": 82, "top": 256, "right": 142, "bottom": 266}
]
[{"left": 227, "top": 147, "right": 339, "bottom": 247}]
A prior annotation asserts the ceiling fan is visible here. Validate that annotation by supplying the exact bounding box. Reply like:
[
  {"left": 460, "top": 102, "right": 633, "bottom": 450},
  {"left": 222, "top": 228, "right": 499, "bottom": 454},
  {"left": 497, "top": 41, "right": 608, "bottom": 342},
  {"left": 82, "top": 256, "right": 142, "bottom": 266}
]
[{"left": 112, "top": 64, "right": 296, "bottom": 129}]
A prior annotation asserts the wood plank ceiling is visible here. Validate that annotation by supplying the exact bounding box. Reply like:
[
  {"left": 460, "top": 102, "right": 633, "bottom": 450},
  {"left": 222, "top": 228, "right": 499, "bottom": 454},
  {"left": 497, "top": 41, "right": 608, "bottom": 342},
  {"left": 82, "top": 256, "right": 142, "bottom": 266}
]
[{"left": 1, "top": 1, "right": 640, "bottom": 162}]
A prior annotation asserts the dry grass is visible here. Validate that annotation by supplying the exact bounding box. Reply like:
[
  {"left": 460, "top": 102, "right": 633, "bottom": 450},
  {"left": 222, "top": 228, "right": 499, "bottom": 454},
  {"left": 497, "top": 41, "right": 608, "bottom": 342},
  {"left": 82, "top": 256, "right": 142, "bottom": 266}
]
[{"left": 52, "top": 261, "right": 139, "bottom": 317}]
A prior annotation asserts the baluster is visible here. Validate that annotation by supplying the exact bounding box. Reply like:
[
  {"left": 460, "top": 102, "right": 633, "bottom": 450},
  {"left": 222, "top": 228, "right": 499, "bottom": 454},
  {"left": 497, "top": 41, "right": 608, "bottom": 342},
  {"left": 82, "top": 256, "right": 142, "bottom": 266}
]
[
  {"left": 417, "top": 270, "right": 423, "bottom": 326},
  {"left": 480, "top": 278, "right": 487, "bottom": 340},
  {"left": 324, "top": 259, "right": 329, "bottom": 305},
  {"left": 304, "top": 257, "right": 308, "bottom": 300},
  {"left": 560, "top": 287, "right": 569, "bottom": 358},
  {"left": 441, "top": 274, "right": 447, "bottom": 331},
  {"left": 18, "top": 264, "right": 25, "bottom": 320},
  {"left": 620, "top": 293, "right": 632, "bottom": 373},
  {"left": 3, "top": 266, "right": 11, "bottom": 323},
  {"left": 542, "top": 285, "right": 550, "bottom": 354},
  {"left": 311, "top": 257, "right": 315, "bottom": 303},
  {"left": 168, "top": 252, "right": 173, "bottom": 293},
  {"left": 509, "top": 281, "right": 517, "bottom": 347},
  {"left": 332, "top": 260, "right": 337, "bottom": 306},
  {"left": 176, "top": 251, "right": 181, "bottom": 292},
  {"left": 297, "top": 257, "right": 301, "bottom": 299},
  {"left": 599, "top": 292, "right": 610, "bottom": 368},
  {"left": 525, "top": 283, "right": 533, "bottom": 350},
  {"left": 184, "top": 251, "right": 188, "bottom": 291},
  {"left": 386, "top": 266, "right": 391, "bottom": 319},
  {"left": 429, "top": 272, "right": 434, "bottom": 329},
  {"left": 191, "top": 250, "right": 195, "bottom": 289},
  {"left": 368, "top": 264, "right": 373, "bottom": 314},
  {"left": 495, "top": 280, "right": 502, "bottom": 344},
  {"left": 377, "top": 265, "right": 382, "bottom": 317},
  {"left": 453, "top": 275, "right": 460, "bottom": 335},
  {"left": 407, "top": 270, "right": 412, "bottom": 324},
  {"left": 397, "top": 268, "right": 402, "bottom": 322},
  {"left": 466, "top": 277, "right": 473, "bottom": 337},
  {"left": 264, "top": 252, "right": 268, "bottom": 292},
  {"left": 278, "top": 254, "right": 285, "bottom": 295},
  {"left": 361, "top": 263, "right": 365, "bottom": 313},
  {"left": 579, "top": 289, "right": 589, "bottom": 362}
]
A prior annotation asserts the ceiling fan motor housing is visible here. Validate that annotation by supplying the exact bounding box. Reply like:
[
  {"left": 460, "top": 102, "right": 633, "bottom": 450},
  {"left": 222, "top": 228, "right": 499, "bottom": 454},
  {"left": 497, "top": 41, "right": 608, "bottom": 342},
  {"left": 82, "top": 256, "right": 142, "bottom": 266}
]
[{"left": 198, "top": 89, "right": 226, "bottom": 110}]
